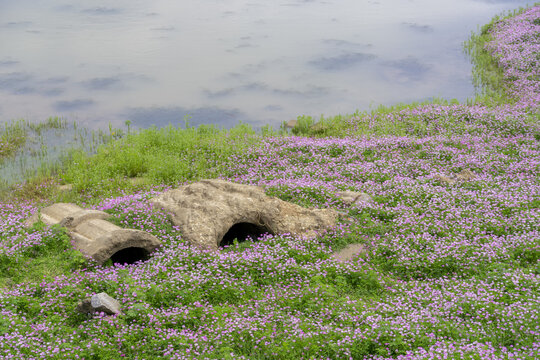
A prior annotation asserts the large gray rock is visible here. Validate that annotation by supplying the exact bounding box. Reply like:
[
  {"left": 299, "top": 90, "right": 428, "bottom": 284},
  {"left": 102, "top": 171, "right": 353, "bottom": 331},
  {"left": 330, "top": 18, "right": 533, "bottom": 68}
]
[
  {"left": 25, "top": 203, "right": 161, "bottom": 265},
  {"left": 150, "top": 179, "right": 338, "bottom": 249}
]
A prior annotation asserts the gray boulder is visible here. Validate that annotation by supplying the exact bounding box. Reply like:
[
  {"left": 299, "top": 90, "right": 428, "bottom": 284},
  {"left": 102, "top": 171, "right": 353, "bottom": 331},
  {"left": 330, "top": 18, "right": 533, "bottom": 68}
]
[
  {"left": 150, "top": 179, "right": 338, "bottom": 249},
  {"left": 91, "top": 292, "right": 122, "bottom": 315}
]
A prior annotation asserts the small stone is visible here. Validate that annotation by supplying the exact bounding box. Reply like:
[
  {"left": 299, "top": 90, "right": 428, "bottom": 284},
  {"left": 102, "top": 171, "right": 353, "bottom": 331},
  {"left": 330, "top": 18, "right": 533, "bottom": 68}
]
[
  {"left": 332, "top": 244, "right": 366, "bottom": 263},
  {"left": 57, "top": 184, "right": 73, "bottom": 192},
  {"left": 76, "top": 293, "right": 122, "bottom": 316},
  {"left": 91, "top": 293, "right": 122, "bottom": 315},
  {"left": 309, "top": 122, "right": 328, "bottom": 134},
  {"left": 434, "top": 174, "right": 456, "bottom": 185},
  {"left": 335, "top": 191, "right": 373, "bottom": 206},
  {"left": 456, "top": 169, "right": 476, "bottom": 181},
  {"left": 285, "top": 119, "right": 297, "bottom": 129},
  {"left": 434, "top": 169, "right": 476, "bottom": 185}
]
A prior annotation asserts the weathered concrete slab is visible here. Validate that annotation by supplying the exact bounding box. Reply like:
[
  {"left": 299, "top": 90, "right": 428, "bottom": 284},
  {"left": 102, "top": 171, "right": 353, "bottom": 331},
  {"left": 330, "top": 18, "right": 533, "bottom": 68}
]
[
  {"left": 24, "top": 203, "right": 107, "bottom": 227},
  {"left": 72, "top": 227, "right": 161, "bottom": 265}
]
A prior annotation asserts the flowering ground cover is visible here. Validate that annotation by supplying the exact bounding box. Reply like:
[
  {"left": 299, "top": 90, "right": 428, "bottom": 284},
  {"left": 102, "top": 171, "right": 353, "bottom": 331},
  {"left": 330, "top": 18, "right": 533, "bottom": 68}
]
[{"left": 0, "top": 5, "right": 538, "bottom": 360}]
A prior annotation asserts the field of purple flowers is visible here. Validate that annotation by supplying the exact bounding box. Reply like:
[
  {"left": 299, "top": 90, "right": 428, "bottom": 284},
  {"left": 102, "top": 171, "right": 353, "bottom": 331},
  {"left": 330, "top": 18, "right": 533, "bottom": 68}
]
[{"left": 0, "top": 6, "right": 538, "bottom": 360}]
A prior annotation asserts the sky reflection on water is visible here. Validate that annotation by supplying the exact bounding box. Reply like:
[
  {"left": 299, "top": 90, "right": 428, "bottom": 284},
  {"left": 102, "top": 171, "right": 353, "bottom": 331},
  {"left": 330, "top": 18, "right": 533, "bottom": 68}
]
[{"left": 0, "top": 0, "right": 534, "bottom": 130}]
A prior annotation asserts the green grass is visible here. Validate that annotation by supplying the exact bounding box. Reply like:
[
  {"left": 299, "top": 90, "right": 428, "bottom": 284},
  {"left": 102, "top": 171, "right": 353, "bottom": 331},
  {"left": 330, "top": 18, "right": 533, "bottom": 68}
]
[
  {"left": 282, "top": 95, "right": 511, "bottom": 138},
  {"left": 0, "top": 118, "right": 126, "bottom": 200},
  {"left": 57, "top": 122, "right": 272, "bottom": 200}
]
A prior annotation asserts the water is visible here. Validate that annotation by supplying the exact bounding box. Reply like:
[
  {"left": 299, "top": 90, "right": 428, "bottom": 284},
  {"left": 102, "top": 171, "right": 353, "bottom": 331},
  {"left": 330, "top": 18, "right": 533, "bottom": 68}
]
[
  {"left": 0, "top": 120, "right": 111, "bottom": 188},
  {"left": 0, "top": 0, "right": 534, "bottom": 130}
]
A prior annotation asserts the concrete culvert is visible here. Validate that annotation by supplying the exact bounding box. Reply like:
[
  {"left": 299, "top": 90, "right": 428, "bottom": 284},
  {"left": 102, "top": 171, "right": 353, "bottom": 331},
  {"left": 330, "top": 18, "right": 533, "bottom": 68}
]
[
  {"left": 110, "top": 247, "right": 150, "bottom": 265},
  {"left": 70, "top": 226, "right": 160, "bottom": 265},
  {"left": 219, "top": 222, "right": 273, "bottom": 247},
  {"left": 150, "top": 179, "right": 338, "bottom": 250},
  {"left": 24, "top": 203, "right": 161, "bottom": 265}
]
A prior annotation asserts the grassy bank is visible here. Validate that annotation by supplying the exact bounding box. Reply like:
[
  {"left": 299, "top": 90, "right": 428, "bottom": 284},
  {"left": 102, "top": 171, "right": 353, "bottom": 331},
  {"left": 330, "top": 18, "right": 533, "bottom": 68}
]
[{"left": 0, "top": 5, "right": 539, "bottom": 360}]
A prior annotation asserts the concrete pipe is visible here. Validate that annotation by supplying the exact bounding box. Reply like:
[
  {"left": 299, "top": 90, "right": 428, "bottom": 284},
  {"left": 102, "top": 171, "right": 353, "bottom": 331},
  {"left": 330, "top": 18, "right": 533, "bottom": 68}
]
[{"left": 25, "top": 203, "right": 161, "bottom": 265}]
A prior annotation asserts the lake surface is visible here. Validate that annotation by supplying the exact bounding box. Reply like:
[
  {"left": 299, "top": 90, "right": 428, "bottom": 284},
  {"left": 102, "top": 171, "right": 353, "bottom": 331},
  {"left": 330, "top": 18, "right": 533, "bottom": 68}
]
[{"left": 0, "top": 0, "right": 534, "bottom": 130}]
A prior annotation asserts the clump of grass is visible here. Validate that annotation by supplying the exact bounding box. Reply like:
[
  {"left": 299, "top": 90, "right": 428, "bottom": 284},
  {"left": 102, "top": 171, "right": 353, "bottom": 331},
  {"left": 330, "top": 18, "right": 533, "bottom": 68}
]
[
  {"left": 26, "top": 116, "right": 66, "bottom": 135},
  {"left": 0, "top": 117, "right": 69, "bottom": 164},
  {"left": 0, "top": 119, "right": 28, "bottom": 162},
  {"left": 2, "top": 177, "right": 59, "bottom": 202},
  {"left": 285, "top": 96, "right": 538, "bottom": 139}
]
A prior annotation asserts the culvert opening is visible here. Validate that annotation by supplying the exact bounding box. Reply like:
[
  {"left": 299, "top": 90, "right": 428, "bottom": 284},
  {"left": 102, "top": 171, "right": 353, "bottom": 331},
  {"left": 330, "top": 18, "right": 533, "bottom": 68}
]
[
  {"left": 220, "top": 222, "right": 272, "bottom": 248},
  {"left": 110, "top": 247, "right": 150, "bottom": 265}
]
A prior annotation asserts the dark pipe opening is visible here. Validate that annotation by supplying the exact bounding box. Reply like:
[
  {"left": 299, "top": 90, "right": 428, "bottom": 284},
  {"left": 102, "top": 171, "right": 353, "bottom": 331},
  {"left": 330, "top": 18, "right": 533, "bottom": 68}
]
[
  {"left": 110, "top": 247, "right": 150, "bottom": 265},
  {"left": 220, "top": 222, "right": 272, "bottom": 248}
]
